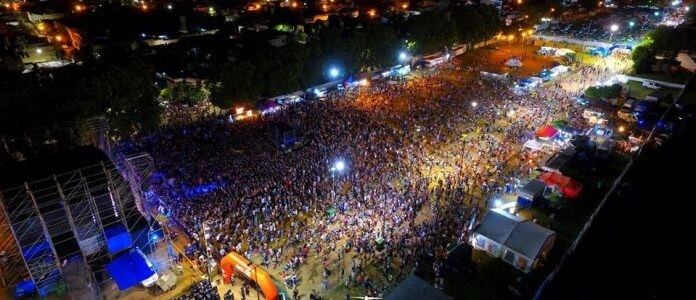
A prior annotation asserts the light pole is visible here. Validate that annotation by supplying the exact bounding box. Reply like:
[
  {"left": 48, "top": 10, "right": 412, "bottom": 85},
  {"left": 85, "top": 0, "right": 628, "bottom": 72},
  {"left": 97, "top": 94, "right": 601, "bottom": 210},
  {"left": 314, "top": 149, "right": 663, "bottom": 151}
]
[{"left": 609, "top": 24, "right": 618, "bottom": 41}]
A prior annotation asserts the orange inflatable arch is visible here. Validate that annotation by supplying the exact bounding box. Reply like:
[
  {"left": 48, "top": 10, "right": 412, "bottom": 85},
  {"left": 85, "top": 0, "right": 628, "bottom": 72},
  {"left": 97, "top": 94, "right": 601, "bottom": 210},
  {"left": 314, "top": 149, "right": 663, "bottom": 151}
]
[{"left": 220, "top": 251, "right": 279, "bottom": 300}]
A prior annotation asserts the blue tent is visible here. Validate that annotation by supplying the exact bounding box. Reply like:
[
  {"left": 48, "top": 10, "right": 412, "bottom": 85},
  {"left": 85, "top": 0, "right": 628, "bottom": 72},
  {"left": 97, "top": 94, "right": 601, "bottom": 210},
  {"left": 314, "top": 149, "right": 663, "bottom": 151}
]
[
  {"left": 15, "top": 279, "right": 36, "bottom": 298},
  {"left": 106, "top": 248, "right": 156, "bottom": 291},
  {"left": 104, "top": 224, "right": 133, "bottom": 255}
]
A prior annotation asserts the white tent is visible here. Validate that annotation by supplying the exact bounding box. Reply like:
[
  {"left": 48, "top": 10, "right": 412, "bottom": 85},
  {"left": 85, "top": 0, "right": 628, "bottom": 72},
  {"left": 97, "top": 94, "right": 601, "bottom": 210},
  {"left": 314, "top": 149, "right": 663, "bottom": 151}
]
[
  {"left": 523, "top": 139, "right": 546, "bottom": 151},
  {"left": 550, "top": 65, "right": 569, "bottom": 76},
  {"left": 505, "top": 58, "right": 523, "bottom": 68},
  {"left": 554, "top": 48, "right": 575, "bottom": 56}
]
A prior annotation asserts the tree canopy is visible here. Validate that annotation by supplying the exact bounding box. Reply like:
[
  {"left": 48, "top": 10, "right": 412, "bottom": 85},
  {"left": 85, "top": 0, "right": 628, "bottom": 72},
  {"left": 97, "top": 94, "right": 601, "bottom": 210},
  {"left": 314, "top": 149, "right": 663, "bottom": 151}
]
[{"left": 0, "top": 58, "right": 160, "bottom": 138}]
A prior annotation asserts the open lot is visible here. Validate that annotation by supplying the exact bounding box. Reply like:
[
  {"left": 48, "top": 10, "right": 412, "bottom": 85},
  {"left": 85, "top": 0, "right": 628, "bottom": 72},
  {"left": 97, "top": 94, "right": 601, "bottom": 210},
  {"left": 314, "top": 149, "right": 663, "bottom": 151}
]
[{"left": 460, "top": 43, "right": 558, "bottom": 78}]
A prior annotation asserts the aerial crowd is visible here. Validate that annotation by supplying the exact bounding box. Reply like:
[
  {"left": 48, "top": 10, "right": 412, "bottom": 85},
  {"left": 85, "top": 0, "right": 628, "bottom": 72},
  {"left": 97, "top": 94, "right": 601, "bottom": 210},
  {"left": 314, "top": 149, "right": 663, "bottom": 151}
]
[{"left": 117, "top": 54, "right": 611, "bottom": 299}]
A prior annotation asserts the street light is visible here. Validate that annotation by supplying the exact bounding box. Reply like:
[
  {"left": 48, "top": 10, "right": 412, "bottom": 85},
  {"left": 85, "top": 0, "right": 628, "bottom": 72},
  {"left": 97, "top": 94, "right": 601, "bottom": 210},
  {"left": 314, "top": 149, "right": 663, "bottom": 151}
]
[
  {"left": 609, "top": 24, "right": 618, "bottom": 41},
  {"left": 329, "top": 67, "right": 340, "bottom": 79},
  {"left": 471, "top": 101, "right": 478, "bottom": 108},
  {"left": 398, "top": 51, "right": 409, "bottom": 62},
  {"left": 331, "top": 160, "right": 346, "bottom": 172},
  {"left": 629, "top": 21, "right": 635, "bottom": 27}
]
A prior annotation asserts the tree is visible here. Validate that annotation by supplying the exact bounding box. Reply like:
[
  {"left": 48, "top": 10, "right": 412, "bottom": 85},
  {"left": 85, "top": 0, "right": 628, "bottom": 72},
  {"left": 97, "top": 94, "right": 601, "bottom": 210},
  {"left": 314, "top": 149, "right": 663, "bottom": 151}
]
[
  {"left": 171, "top": 84, "right": 208, "bottom": 106},
  {"left": 631, "top": 45, "right": 656, "bottom": 73},
  {"left": 210, "top": 62, "right": 260, "bottom": 109},
  {"left": 585, "top": 84, "right": 622, "bottom": 100}
]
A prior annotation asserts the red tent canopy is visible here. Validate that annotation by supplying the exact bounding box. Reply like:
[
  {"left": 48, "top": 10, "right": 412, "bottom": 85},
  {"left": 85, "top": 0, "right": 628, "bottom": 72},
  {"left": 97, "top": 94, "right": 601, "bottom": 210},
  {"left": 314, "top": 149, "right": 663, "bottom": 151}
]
[
  {"left": 538, "top": 172, "right": 583, "bottom": 199},
  {"left": 536, "top": 125, "right": 558, "bottom": 139}
]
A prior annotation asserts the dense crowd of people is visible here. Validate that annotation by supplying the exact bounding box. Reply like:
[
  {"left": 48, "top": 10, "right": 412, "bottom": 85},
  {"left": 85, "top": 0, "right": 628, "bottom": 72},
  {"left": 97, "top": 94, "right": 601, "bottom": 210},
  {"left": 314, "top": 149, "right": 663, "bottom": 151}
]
[
  {"left": 176, "top": 280, "right": 218, "bottom": 300},
  {"left": 117, "top": 52, "right": 608, "bottom": 298}
]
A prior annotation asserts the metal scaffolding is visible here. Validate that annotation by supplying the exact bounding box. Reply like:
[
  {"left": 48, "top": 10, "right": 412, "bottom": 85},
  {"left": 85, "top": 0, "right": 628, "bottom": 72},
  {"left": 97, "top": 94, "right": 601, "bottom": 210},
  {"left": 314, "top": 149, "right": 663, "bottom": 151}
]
[{"left": 0, "top": 152, "right": 158, "bottom": 298}]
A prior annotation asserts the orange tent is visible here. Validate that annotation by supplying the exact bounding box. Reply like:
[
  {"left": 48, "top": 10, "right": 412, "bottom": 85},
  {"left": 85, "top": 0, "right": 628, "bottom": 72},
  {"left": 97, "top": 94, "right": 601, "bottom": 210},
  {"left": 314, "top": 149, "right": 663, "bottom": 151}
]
[{"left": 220, "top": 252, "right": 279, "bottom": 300}]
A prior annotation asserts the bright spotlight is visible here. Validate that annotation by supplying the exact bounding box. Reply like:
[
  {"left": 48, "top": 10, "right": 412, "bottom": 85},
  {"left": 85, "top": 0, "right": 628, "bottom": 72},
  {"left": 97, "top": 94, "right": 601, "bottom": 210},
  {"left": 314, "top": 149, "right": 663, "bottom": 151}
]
[
  {"left": 471, "top": 101, "right": 478, "bottom": 108},
  {"left": 330, "top": 159, "right": 347, "bottom": 172},
  {"left": 494, "top": 199, "right": 502, "bottom": 207},
  {"left": 334, "top": 161, "right": 345, "bottom": 171},
  {"left": 654, "top": 11, "right": 660, "bottom": 16},
  {"left": 629, "top": 21, "right": 635, "bottom": 27},
  {"left": 398, "top": 51, "right": 408, "bottom": 61},
  {"left": 610, "top": 24, "right": 619, "bottom": 32},
  {"left": 329, "top": 67, "right": 340, "bottom": 78}
]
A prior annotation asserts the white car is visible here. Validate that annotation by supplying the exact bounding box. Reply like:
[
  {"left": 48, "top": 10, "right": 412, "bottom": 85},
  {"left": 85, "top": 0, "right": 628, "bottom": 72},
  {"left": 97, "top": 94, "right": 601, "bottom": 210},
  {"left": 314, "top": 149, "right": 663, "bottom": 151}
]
[{"left": 642, "top": 81, "right": 661, "bottom": 89}]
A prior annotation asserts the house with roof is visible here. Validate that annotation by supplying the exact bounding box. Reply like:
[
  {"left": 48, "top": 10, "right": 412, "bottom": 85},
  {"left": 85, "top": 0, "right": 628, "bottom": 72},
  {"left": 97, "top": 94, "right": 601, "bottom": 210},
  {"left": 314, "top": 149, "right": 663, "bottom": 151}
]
[{"left": 470, "top": 210, "right": 556, "bottom": 273}]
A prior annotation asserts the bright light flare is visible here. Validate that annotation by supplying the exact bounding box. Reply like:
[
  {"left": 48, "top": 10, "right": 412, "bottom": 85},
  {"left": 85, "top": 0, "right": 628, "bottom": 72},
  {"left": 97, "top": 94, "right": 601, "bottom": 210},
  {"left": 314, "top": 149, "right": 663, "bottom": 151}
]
[
  {"left": 471, "top": 101, "right": 478, "bottom": 108},
  {"left": 398, "top": 51, "right": 408, "bottom": 61},
  {"left": 610, "top": 24, "right": 619, "bottom": 32},
  {"left": 330, "top": 159, "right": 347, "bottom": 172},
  {"left": 329, "top": 67, "right": 340, "bottom": 78}
]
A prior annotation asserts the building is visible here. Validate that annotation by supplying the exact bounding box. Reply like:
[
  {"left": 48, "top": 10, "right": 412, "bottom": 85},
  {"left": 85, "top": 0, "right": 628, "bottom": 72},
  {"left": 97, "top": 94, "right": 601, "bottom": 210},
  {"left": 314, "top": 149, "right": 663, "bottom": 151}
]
[{"left": 470, "top": 210, "right": 556, "bottom": 273}]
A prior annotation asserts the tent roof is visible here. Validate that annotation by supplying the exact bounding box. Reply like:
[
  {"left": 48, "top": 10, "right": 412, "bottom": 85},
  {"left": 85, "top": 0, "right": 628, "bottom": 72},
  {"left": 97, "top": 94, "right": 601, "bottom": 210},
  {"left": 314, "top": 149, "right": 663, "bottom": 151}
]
[
  {"left": 521, "top": 179, "right": 546, "bottom": 196},
  {"left": 385, "top": 274, "right": 452, "bottom": 300},
  {"left": 504, "top": 221, "right": 555, "bottom": 259},
  {"left": 536, "top": 125, "right": 558, "bottom": 139},
  {"left": 106, "top": 248, "right": 156, "bottom": 291},
  {"left": 474, "top": 211, "right": 556, "bottom": 259},
  {"left": 523, "top": 139, "right": 545, "bottom": 151},
  {"left": 539, "top": 172, "right": 572, "bottom": 187},
  {"left": 544, "top": 154, "right": 567, "bottom": 172},
  {"left": 473, "top": 210, "right": 519, "bottom": 245}
]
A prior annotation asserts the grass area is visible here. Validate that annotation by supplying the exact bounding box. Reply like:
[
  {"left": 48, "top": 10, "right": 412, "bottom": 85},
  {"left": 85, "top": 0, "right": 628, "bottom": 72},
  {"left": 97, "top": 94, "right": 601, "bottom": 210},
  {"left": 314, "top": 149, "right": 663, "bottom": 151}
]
[{"left": 624, "top": 80, "right": 654, "bottom": 100}]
